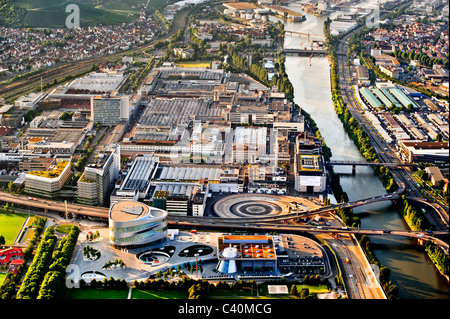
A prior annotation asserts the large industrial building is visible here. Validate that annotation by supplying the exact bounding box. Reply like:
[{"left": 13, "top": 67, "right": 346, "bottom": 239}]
[
  {"left": 110, "top": 155, "right": 159, "bottom": 203},
  {"left": 294, "top": 135, "right": 327, "bottom": 194},
  {"left": 109, "top": 200, "right": 168, "bottom": 249},
  {"left": 216, "top": 235, "right": 277, "bottom": 274},
  {"left": 91, "top": 94, "right": 141, "bottom": 125}
]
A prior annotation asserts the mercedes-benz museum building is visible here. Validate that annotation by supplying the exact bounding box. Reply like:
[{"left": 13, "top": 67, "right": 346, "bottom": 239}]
[{"left": 109, "top": 200, "right": 168, "bottom": 248}]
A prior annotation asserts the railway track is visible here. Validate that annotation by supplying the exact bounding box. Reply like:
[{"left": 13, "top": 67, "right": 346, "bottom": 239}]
[
  {"left": 0, "top": 60, "right": 94, "bottom": 101},
  {"left": 0, "top": 9, "right": 193, "bottom": 102}
]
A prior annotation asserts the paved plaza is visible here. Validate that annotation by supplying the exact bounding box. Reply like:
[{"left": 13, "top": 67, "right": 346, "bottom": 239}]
[
  {"left": 66, "top": 226, "right": 334, "bottom": 287},
  {"left": 68, "top": 228, "right": 224, "bottom": 286}
]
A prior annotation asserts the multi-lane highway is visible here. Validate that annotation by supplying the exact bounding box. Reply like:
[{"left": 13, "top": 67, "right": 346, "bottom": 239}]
[
  {"left": 0, "top": 191, "right": 108, "bottom": 218},
  {"left": 1, "top": 190, "right": 447, "bottom": 252}
]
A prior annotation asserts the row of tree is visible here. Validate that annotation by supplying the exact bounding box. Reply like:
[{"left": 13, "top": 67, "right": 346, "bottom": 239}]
[
  {"left": 424, "top": 241, "right": 449, "bottom": 277},
  {"left": 16, "top": 226, "right": 58, "bottom": 299},
  {"left": 38, "top": 225, "right": 79, "bottom": 299},
  {"left": 396, "top": 195, "right": 431, "bottom": 231},
  {"left": 82, "top": 277, "right": 128, "bottom": 290},
  {"left": 392, "top": 48, "right": 448, "bottom": 70}
]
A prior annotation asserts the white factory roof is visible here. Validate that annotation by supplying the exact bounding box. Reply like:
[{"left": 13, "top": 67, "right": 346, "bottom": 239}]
[{"left": 157, "top": 165, "right": 221, "bottom": 181}]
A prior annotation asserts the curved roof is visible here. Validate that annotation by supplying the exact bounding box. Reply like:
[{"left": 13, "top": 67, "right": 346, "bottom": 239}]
[{"left": 110, "top": 201, "right": 166, "bottom": 222}]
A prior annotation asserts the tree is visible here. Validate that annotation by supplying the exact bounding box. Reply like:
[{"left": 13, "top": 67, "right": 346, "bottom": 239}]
[
  {"left": 7, "top": 181, "right": 16, "bottom": 194},
  {"left": 300, "top": 288, "right": 309, "bottom": 299},
  {"left": 290, "top": 284, "right": 298, "bottom": 296},
  {"left": 188, "top": 283, "right": 207, "bottom": 299}
]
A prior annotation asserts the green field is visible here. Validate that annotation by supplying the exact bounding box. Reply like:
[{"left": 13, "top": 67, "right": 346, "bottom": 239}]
[
  {"left": 65, "top": 284, "right": 330, "bottom": 299},
  {"left": 1, "top": 0, "right": 183, "bottom": 27},
  {"left": 9, "top": 0, "right": 130, "bottom": 27},
  {"left": 294, "top": 284, "right": 330, "bottom": 294},
  {"left": 131, "top": 289, "right": 188, "bottom": 299},
  {"left": 0, "top": 213, "right": 28, "bottom": 245}
]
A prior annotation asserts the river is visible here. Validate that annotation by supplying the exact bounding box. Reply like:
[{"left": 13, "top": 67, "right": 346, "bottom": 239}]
[{"left": 271, "top": 2, "right": 449, "bottom": 299}]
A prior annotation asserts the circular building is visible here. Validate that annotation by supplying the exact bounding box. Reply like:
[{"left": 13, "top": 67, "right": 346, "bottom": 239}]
[{"left": 109, "top": 201, "right": 168, "bottom": 249}]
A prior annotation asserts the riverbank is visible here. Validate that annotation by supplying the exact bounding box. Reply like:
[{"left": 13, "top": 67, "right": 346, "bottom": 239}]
[{"left": 322, "top": 17, "right": 449, "bottom": 292}]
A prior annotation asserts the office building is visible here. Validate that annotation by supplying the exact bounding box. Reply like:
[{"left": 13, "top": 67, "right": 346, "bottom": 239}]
[
  {"left": 399, "top": 141, "right": 449, "bottom": 164},
  {"left": 216, "top": 235, "right": 277, "bottom": 274},
  {"left": 294, "top": 135, "right": 327, "bottom": 194},
  {"left": 25, "top": 159, "right": 72, "bottom": 198},
  {"left": 77, "top": 144, "right": 120, "bottom": 206},
  {"left": 91, "top": 95, "right": 131, "bottom": 125}
]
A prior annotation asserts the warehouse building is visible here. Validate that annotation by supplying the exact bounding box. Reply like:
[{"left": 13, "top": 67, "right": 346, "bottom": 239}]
[{"left": 399, "top": 141, "right": 449, "bottom": 164}]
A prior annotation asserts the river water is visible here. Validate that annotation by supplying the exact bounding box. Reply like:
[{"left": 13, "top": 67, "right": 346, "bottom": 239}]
[{"left": 271, "top": 3, "right": 449, "bottom": 299}]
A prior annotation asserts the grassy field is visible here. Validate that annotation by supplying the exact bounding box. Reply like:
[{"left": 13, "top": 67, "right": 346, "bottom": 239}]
[
  {"left": 131, "top": 289, "right": 188, "bottom": 299},
  {"left": 65, "top": 284, "right": 329, "bottom": 299},
  {"left": 0, "top": 273, "right": 7, "bottom": 286},
  {"left": 1, "top": 0, "right": 184, "bottom": 27},
  {"left": 0, "top": 213, "right": 28, "bottom": 245},
  {"left": 68, "top": 288, "right": 129, "bottom": 299},
  {"left": 55, "top": 224, "right": 78, "bottom": 234},
  {"left": 294, "top": 284, "right": 330, "bottom": 294}
]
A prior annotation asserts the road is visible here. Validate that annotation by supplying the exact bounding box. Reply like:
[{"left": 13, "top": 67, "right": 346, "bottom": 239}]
[
  {"left": 2, "top": 190, "right": 447, "bottom": 251},
  {"left": 0, "top": 191, "right": 108, "bottom": 218},
  {"left": 321, "top": 233, "right": 386, "bottom": 299}
]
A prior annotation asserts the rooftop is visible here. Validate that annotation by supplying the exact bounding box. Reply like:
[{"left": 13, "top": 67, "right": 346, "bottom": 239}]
[
  {"left": 27, "top": 160, "right": 70, "bottom": 179},
  {"left": 217, "top": 235, "right": 276, "bottom": 260},
  {"left": 110, "top": 201, "right": 167, "bottom": 222}
]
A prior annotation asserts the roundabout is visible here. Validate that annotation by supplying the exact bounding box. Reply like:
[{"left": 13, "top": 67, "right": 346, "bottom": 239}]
[{"left": 213, "top": 194, "right": 300, "bottom": 218}]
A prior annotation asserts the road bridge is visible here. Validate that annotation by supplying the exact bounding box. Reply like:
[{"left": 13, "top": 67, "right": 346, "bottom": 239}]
[
  {"left": 328, "top": 160, "right": 414, "bottom": 174},
  {"left": 0, "top": 192, "right": 109, "bottom": 219},
  {"left": 283, "top": 30, "right": 326, "bottom": 39},
  {"left": 283, "top": 48, "right": 328, "bottom": 57}
]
